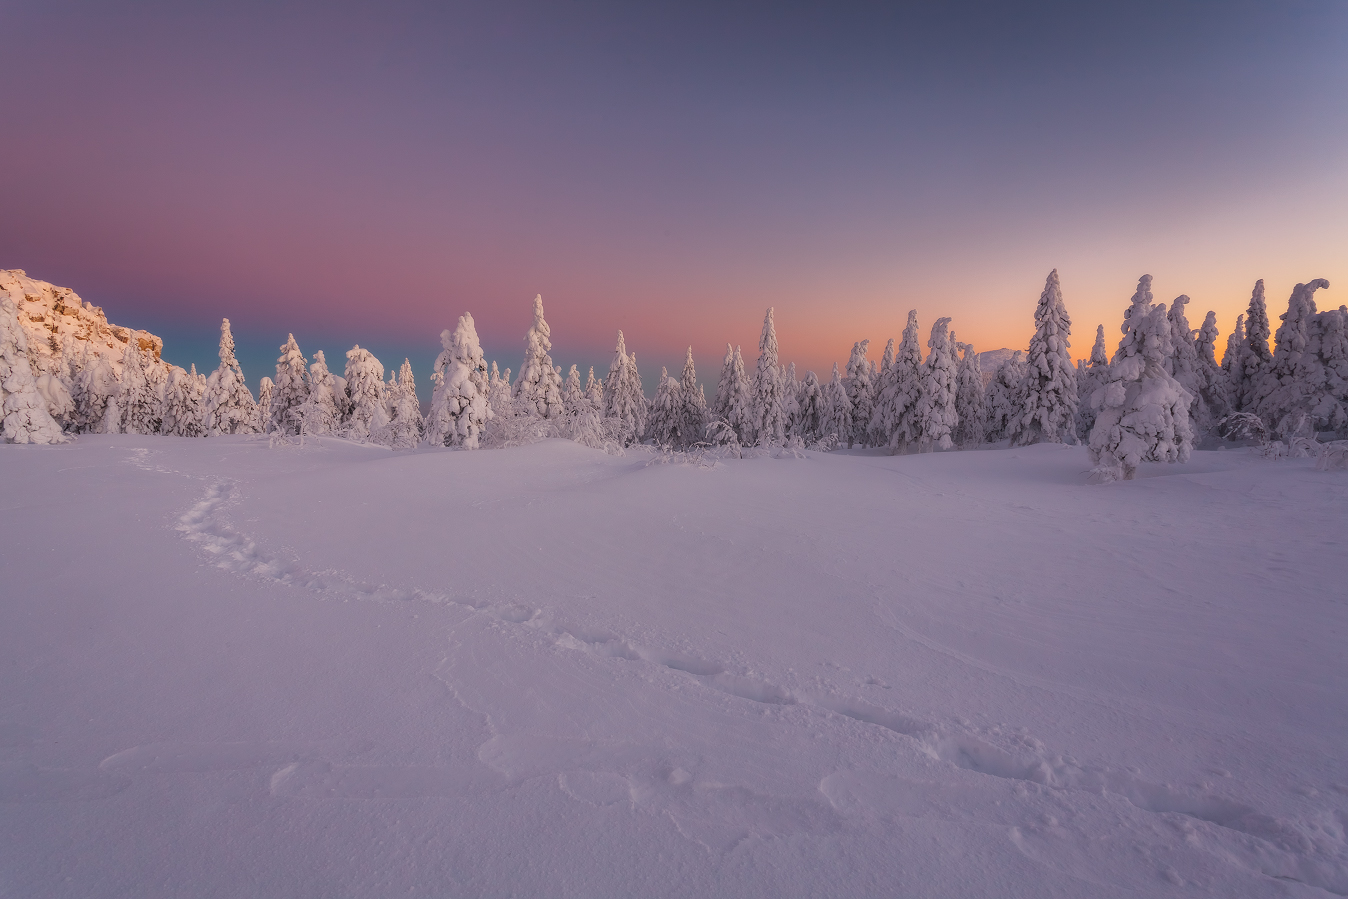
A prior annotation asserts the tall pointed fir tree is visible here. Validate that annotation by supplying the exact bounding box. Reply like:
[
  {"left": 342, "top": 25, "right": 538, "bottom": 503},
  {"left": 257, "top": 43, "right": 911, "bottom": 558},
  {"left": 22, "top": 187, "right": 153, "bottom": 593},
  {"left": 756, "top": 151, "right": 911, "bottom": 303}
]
[
  {"left": 1193, "top": 309, "right": 1230, "bottom": 432},
  {"left": 602, "top": 331, "right": 647, "bottom": 445},
  {"left": 115, "top": 340, "right": 163, "bottom": 435},
  {"left": 385, "top": 359, "right": 424, "bottom": 449},
  {"left": 426, "top": 313, "right": 492, "bottom": 448},
  {"left": 561, "top": 365, "right": 585, "bottom": 415},
  {"left": 162, "top": 365, "right": 204, "bottom": 437},
  {"left": 1164, "top": 294, "right": 1208, "bottom": 435},
  {"left": 748, "top": 308, "right": 790, "bottom": 446},
  {"left": 513, "top": 294, "right": 564, "bottom": 419},
  {"left": 882, "top": 311, "right": 926, "bottom": 452},
  {"left": 911, "top": 318, "right": 958, "bottom": 451},
  {"left": 584, "top": 366, "right": 603, "bottom": 412},
  {"left": 343, "top": 345, "right": 388, "bottom": 442},
  {"left": 646, "top": 367, "right": 679, "bottom": 446},
  {"left": 1252, "top": 279, "right": 1331, "bottom": 438},
  {"left": 1228, "top": 280, "right": 1272, "bottom": 412},
  {"left": 1075, "top": 325, "right": 1110, "bottom": 440},
  {"left": 269, "top": 334, "right": 310, "bottom": 436},
  {"left": 844, "top": 340, "right": 874, "bottom": 448},
  {"left": 0, "top": 294, "right": 67, "bottom": 444},
  {"left": 794, "top": 370, "right": 826, "bottom": 444},
  {"left": 1221, "top": 313, "right": 1245, "bottom": 381},
  {"left": 819, "top": 363, "right": 852, "bottom": 448},
  {"left": 710, "top": 343, "right": 752, "bottom": 444},
  {"left": 869, "top": 338, "right": 898, "bottom": 445},
  {"left": 297, "top": 350, "right": 340, "bottom": 436},
  {"left": 203, "top": 318, "right": 259, "bottom": 436},
  {"left": 1008, "top": 269, "right": 1077, "bottom": 445},
  {"left": 952, "top": 340, "right": 986, "bottom": 447},
  {"left": 673, "top": 347, "right": 708, "bottom": 449},
  {"left": 1087, "top": 275, "right": 1193, "bottom": 481},
  {"left": 985, "top": 351, "right": 1027, "bottom": 442}
]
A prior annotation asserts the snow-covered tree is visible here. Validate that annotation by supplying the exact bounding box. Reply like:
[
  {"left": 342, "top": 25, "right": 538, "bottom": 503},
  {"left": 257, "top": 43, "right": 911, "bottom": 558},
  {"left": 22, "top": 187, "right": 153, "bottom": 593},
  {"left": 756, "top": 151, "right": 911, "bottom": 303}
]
[
  {"left": 513, "top": 295, "right": 564, "bottom": 419},
  {"left": 710, "top": 343, "right": 752, "bottom": 444},
  {"left": 33, "top": 370, "right": 75, "bottom": 432},
  {"left": 584, "top": 366, "right": 603, "bottom": 412},
  {"left": 869, "top": 338, "right": 897, "bottom": 445},
  {"left": 269, "top": 334, "right": 309, "bottom": 436},
  {"left": 384, "top": 359, "right": 424, "bottom": 449},
  {"left": 561, "top": 365, "right": 585, "bottom": 415},
  {"left": 880, "top": 311, "right": 926, "bottom": 452},
  {"left": 71, "top": 344, "right": 118, "bottom": 433},
  {"left": 255, "top": 377, "right": 274, "bottom": 433},
  {"left": 819, "top": 363, "right": 852, "bottom": 447},
  {"left": 1315, "top": 305, "right": 1348, "bottom": 437},
  {"left": 646, "top": 367, "right": 679, "bottom": 446},
  {"left": 844, "top": 340, "right": 874, "bottom": 448},
  {"left": 794, "top": 369, "right": 826, "bottom": 444},
  {"left": 426, "top": 313, "right": 492, "bottom": 448},
  {"left": 952, "top": 340, "right": 986, "bottom": 447},
  {"left": 911, "top": 318, "right": 958, "bottom": 451},
  {"left": 984, "top": 351, "right": 1027, "bottom": 442},
  {"left": 203, "top": 318, "right": 259, "bottom": 436},
  {"left": 162, "top": 364, "right": 204, "bottom": 437},
  {"left": 297, "top": 350, "right": 341, "bottom": 436},
  {"left": 343, "top": 345, "right": 388, "bottom": 442},
  {"left": 485, "top": 363, "right": 514, "bottom": 419},
  {"left": 1160, "top": 294, "right": 1209, "bottom": 435},
  {"left": 1192, "top": 309, "right": 1230, "bottom": 435},
  {"left": 1087, "top": 275, "right": 1193, "bottom": 481},
  {"left": 673, "top": 347, "right": 708, "bottom": 448},
  {"left": 1075, "top": 325, "right": 1110, "bottom": 440},
  {"left": 1253, "top": 279, "right": 1331, "bottom": 438},
  {"left": 749, "top": 308, "right": 790, "bottom": 446},
  {"left": 1228, "top": 280, "right": 1272, "bottom": 412},
  {"left": 1009, "top": 269, "right": 1077, "bottom": 445},
  {"left": 0, "top": 295, "right": 68, "bottom": 444},
  {"left": 602, "top": 331, "right": 647, "bottom": 445},
  {"left": 1222, "top": 313, "right": 1245, "bottom": 380},
  {"left": 114, "top": 340, "right": 163, "bottom": 435}
]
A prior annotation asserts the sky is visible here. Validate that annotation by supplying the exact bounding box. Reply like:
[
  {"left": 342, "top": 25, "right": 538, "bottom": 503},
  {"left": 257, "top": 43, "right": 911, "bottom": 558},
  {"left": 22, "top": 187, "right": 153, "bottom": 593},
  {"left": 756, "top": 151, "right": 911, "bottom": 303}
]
[{"left": 3, "top": 1, "right": 1346, "bottom": 395}]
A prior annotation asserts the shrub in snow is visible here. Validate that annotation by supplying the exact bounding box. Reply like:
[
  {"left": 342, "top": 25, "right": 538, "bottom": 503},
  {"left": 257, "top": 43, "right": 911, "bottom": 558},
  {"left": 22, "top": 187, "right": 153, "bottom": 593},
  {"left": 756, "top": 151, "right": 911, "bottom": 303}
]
[
  {"left": 0, "top": 295, "right": 68, "bottom": 444},
  {"left": 203, "top": 319, "right": 259, "bottom": 436},
  {"left": 912, "top": 318, "right": 958, "bottom": 452},
  {"left": 383, "top": 359, "right": 424, "bottom": 449},
  {"left": 844, "top": 340, "right": 874, "bottom": 448},
  {"left": 820, "top": 363, "right": 852, "bottom": 448},
  {"left": 602, "top": 331, "right": 646, "bottom": 446},
  {"left": 711, "top": 344, "right": 752, "bottom": 445},
  {"left": 513, "top": 295, "right": 564, "bottom": 419},
  {"left": 749, "top": 308, "right": 790, "bottom": 446},
  {"left": 297, "top": 350, "right": 341, "bottom": 436},
  {"left": 115, "top": 340, "right": 163, "bottom": 435},
  {"left": 162, "top": 364, "right": 205, "bottom": 437},
  {"left": 953, "top": 340, "right": 986, "bottom": 447},
  {"left": 426, "top": 314, "right": 492, "bottom": 449},
  {"left": 1253, "top": 279, "right": 1331, "bottom": 440},
  {"left": 1227, "top": 280, "right": 1272, "bottom": 413},
  {"left": 1075, "top": 325, "right": 1110, "bottom": 440},
  {"left": 269, "top": 334, "right": 310, "bottom": 436},
  {"left": 984, "top": 351, "right": 1027, "bottom": 442},
  {"left": 1087, "top": 275, "right": 1194, "bottom": 482},
  {"left": 794, "top": 370, "right": 826, "bottom": 444},
  {"left": 1009, "top": 269, "right": 1077, "bottom": 446}
]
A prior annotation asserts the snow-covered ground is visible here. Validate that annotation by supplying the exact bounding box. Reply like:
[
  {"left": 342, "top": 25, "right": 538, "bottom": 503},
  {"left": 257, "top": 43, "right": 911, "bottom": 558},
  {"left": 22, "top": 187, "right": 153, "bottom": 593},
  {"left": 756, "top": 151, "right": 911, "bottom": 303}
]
[{"left": 2, "top": 437, "right": 1345, "bottom": 897}]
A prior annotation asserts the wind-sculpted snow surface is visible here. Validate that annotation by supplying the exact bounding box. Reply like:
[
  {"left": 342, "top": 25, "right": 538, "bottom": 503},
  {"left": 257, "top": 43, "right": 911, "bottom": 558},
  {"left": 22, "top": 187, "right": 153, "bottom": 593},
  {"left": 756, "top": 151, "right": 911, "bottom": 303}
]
[{"left": 2, "top": 436, "right": 1346, "bottom": 897}]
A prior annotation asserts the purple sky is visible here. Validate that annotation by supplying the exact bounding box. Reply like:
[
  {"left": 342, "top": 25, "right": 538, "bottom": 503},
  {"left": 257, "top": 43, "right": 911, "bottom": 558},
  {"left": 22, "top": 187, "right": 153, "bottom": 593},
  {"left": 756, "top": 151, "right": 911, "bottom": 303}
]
[{"left": 3, "top": 2, "right": 1346, "bottom": 393}]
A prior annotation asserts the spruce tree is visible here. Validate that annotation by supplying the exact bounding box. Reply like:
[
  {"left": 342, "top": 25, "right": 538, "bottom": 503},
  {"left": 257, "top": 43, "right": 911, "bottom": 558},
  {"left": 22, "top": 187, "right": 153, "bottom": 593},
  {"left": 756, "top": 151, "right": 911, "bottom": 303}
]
[
  {"left": 426, "top": 313, "right": 492, "bottom": 448},
  {"left": 116, "top": 340, "right": 163, "bottom": 435},
  {"left": 885, "top": 311, "right": 925, "bottom": 452},
  {"left": 1193, "top": 310, "right": 1230, "bottom": 432},
  {"left": 513, "top": 294, "right": 564, "bottom": 419},
  {"left": 203, "top": 318, "right": 259, "bottom": 436},
  {"left": 844, "top": 340, "right": 874, "bottom": 448},
  {"left": 1010, "top": 269, "right": 1077, "bottom": 445},
  {"left": 795, "top": 370, "right": 826, "bottom": 444},
  {"left": 985, "top": 351, "right": 1027, "bottom": 442},
  {"left": 255, "top": 377, "right": 274, "bottom": 433},
  {"left": 870, "top": 338, "right": 898, "bottom": 445},
  {"left": 602, "top": 331, "right": 647, "bottom": 445},
  {"left": 1087, "top": 275, "right": 1194, "bottom": 481},
  {"left": 0, "top": 295, "right": 67, "bottom": 444},
  {"left": 750, "top": 307, "right": 790, "bottom": 446},
  {"left": 674, "top": 347, "right": 708, "bottom": 448},
  {"left": 912, "top": 318, "right": 958, "bottom": 451},
  {"left": 1164, "top": 295, "right": 1207, "bottom": 434},
  {"left": 1253, "top": 279, "right": 1331, "bottom": 438},
  {"left": 1315, "top": 306, "right": 1348, "bottom": 437},
  {"left": 1075, "top": 325, "right": 1110, "bottom": 440},
  {"left": 646, "top": 367, "right": 679, "bottom": 446},
  {"left": 270, "top": 334, "right": 310, "bottom": 436},
  {"left": 820, "top": 363, "right": 852, "bottom": 448},
  {"left": 343, "top": 345, "right": 388, "bottom": 442},
  {"left": 162, "top": 365, "right": 204, "bottom": 437},
  {"left": 297, "top": 351, "right": 340, "bottom": 436},
  {"left": 1228, "top": 280, "right": 1272, "bottom": 412},
  {"left": 952, "top": 339, "right": 986, "bottom": 447},
  {"left": 385, "top": 359, "right": 424, "bottom": 449}
]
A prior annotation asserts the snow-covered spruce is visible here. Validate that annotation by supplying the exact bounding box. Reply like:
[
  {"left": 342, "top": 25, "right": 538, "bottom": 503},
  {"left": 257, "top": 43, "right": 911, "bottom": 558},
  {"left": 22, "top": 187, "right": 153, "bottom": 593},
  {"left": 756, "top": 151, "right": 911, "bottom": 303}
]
[
  {"left": 114, "top": 339, "right": 163, "bottom": 435},
  {"left": 749, "top": 308, "right": 790, "bottom": 447},
  {"left": 794, "top": 369, "right": 826, "bottom": 444},
  {"left": 1193, "top": 309, "right": 1230, "bottom": 434},
  {"left": 1227, "top": 280, "right": 1272, "bottom": 413},
  {"left": 869, "top": 337, "right": 897, "bottom": 446},
  {"left": 912, "top": 318, "right": 958, "bottom": 452},
  {"left": 1009, "top": 269, "right": 1077, "bottom": 446},
  {"left": 952, "top": 339, "right": 986, "bottom": 447},
  {"left": 1316, "top": 305, "right": 1348, "bottom": 437},
  {"left": 342, "top": 346, "right": 389, "bottom": 443},
  {"left": 1087, "top": 275, "right": 1193, "bottom": 482},
  {"left": 984, "top": 351, "right": 1027, "bottom": 442},
  {"left": 602, "top": 331, "right": 646, "bottom": 446},
  {"left": 203, "top": 319, "right": 259, "bottom": 436},
  {"left": 673, "top": 347, "right": 708, "bottom": 449},
  {"left": 513, "top": 295, "right": 564, "bottom": 419},
  {"left": 711, "top": 344, "right": 752, "bottom": 446},
  {"left": 844, "top": 340, "right": 874, "bottom": 448},
  {"left": 426, "top": 313, "right": 492, "bottom": 449},
  {"left": 819, "top": 363, "right": 852, "bottom": 448},
  {"left": 384, "top": 359, "right": 424, "bottom": 450},
  {"left": 162, "top": 364, "right": 205, "bottom": 437},
  {"left": 486, "top": 363, "right": 514, "bottom": 420},
  {"left": 561, "top": 365, "right": 585, "bottom": 417},
  {"left": 72, "top": 344, "right": 119, "bottom": 434},
  {"left": 645, "top": 367, "right": 680, "bottom": 447},
  {"left": 32, "top": 368, "right": 75, "bottom": 433},
  {"left": 0, "top": 294, "right": 68, "bottom": 444},
  {"left": 1163, "top": 294, "right": 1209, "bottom": 438},
  {"left": 584, "top": 366, "right": 603, "bottom": 412},
  {"left": 269, "top": 334, "right": 310, "bottom": 436},
  {"left": 1074, "top": 325, "right": 1110, "bottom": 441},
  {"left": 877, "top": 312, "right": 925, "bottom": 452},
  {"left": 297, "top": 350, "right": 341, "bottom": 437},
  {"left": 255, "top": 378, "right": 274, "bottom": 434},
  {"left": 1252, "top": 279, "right": 1331, "bottom": 439}
]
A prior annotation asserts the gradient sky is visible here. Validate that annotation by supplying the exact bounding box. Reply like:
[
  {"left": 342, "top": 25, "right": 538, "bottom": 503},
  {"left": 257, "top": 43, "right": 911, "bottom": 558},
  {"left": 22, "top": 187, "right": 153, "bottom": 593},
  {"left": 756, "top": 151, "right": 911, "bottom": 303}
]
[{"left": 3, "top": 1, "right": 1346, "bottom": 394}]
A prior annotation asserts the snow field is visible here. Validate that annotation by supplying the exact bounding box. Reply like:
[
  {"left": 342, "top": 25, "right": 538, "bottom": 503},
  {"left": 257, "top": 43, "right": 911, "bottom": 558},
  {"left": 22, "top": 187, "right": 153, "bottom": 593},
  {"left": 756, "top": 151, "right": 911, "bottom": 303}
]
[{"left": 1, "top": 436, "right": 1346, "bottom": 897}]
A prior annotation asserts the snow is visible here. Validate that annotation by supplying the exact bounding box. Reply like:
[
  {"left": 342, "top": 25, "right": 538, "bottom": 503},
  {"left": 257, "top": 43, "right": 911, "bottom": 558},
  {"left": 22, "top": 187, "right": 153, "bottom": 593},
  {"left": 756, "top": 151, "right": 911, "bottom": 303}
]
[{"left": 2, "top": 436, "right": 1345, "bottom": 897}]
